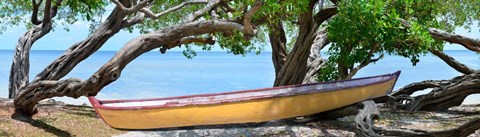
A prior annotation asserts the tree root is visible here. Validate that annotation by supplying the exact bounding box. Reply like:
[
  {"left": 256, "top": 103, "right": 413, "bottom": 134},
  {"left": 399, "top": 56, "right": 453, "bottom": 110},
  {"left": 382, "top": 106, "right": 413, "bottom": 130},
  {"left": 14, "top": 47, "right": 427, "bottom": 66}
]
[
  {"left": 355, "top": 100, "right": 381, "bottom": 137},
  {"left": 391, "top": 72, "right": 480, "bottom": 111}
]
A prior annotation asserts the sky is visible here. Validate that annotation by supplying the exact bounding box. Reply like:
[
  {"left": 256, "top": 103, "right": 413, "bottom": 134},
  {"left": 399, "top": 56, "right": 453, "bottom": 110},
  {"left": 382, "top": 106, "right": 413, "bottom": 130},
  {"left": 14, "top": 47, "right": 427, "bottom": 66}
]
[{"left": 0, "top": 18, "right": 478, "bottom": 51}]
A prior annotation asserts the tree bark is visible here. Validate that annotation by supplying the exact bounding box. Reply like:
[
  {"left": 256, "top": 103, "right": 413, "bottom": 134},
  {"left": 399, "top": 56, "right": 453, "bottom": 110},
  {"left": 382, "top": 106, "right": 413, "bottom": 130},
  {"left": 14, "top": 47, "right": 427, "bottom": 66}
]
[
  {"left": 392, "top": 79, "right": 450, "bottom": 96},
  {"left": 8, "top": 0, "right": 62, "bottom": 98},
  {"left": 302, "top": 29, "right": 328, "bottom": 83},
  {"left": 428, "top": 48, "right": 477, "bottom": 75},
  {"left": 403, "top": 72, "right": 480, "bottom": 111},
  {"left": 273, "top": 0, "right": 318, "bottom": 86},
  {"left": 355, "top": 101, "right": 381, "bottom": 137},
  {"left": 9, "top": 24, "right": 52, "bottom": 98},
  {"left": 429, "top": 28, "right": 480, "bottom": 52},
  {"left": 272, "top": 2, "right": 337, "bottom": 86},
  {"left": 31, "top": 8, "right": 129, "bottom": 83},
  {"left": 268, "top": 21, "right": 287, "bottom": 75}
]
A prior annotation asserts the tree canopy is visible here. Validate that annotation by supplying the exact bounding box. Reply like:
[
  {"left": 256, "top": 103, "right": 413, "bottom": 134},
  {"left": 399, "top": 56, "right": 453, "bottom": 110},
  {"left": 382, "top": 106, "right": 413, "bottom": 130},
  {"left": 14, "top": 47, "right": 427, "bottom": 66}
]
[
  {"left": 319, "top": 0, "right": 480, "bottom": 81},
  {"left": 0, "top": 0, "right": 107, "bottom": 33}
]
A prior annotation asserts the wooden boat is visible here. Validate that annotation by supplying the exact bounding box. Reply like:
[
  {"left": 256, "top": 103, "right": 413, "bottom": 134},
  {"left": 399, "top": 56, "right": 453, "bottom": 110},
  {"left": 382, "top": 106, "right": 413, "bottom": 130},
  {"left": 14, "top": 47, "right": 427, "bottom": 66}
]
[{"left": 89, "top": 71, "right": 400, "bottom": 129}]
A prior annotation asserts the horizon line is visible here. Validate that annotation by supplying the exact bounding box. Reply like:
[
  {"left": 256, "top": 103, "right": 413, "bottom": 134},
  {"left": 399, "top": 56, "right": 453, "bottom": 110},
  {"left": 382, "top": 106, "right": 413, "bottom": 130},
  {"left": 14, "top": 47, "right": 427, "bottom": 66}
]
[{"left": 0, "top": 49, "right": 471, "bottom": 52}]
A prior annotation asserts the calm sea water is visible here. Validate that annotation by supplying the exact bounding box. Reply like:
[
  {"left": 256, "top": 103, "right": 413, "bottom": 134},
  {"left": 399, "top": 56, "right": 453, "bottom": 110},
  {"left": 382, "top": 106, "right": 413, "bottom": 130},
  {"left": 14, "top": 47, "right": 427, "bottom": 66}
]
[{"left": 0, "top": 50, "right": 478, "bottom": 104}]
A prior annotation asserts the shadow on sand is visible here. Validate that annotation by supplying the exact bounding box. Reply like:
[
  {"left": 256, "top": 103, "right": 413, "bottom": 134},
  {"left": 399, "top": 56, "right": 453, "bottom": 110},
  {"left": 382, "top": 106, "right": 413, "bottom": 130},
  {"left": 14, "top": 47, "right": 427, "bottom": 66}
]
[
  {"left": 11, "top": 112, "right": 72, "bottom": 137},
  {"left": 62, "top": 105, "right": 99, "bottom": 119}
]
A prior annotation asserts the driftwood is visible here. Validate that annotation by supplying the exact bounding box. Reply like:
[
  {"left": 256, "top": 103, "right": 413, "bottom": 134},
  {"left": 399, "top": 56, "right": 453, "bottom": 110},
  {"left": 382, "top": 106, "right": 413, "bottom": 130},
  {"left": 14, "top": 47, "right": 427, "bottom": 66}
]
[{"left": 355, "top": 100, "right": 381, "bottom": 137}]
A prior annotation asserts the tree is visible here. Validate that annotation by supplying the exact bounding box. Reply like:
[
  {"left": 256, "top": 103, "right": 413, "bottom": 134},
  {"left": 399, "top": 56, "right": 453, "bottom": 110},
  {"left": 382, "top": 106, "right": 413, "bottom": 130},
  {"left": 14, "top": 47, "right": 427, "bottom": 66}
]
[
  {"left": 320, "top": 0, "right": 480, "bottom": 136},
  {"left": 8, "top": 0, "right": 277, "bottom": 115},
  {"left": 383, "top": 0, "right": 480, "bottom": 111},
  {"left": 310, "top": 0, "right": 480, "bottom": 112},
  {"left": 6, "top": 0, "right": 107, "bottom": 99},
  {"left": 268, "top": 0, "right": 337, "bottom": 86}
]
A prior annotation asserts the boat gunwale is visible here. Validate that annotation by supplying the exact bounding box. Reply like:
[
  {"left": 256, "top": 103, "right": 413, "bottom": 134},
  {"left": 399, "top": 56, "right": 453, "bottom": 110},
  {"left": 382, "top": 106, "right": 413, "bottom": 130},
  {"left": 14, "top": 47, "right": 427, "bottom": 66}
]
[{"left": 89, "top": 71, "right": 400, "bottom": 110}]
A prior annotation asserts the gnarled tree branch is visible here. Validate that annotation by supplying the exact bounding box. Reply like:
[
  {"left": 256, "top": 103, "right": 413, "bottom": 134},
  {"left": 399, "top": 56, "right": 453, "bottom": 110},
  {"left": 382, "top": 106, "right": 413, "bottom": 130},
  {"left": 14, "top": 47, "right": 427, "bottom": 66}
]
[
  {"left": 111, "top": 0, "right": 149, "bottom": 15},
  {"left": 392, "top": 79, "right": 449, "bottom": 96},
  {"left": 9, "top": 0, "right": 63, "bottom": 98},
  {"left": 42, "top": 0, "right": 53, "bottom": 24},
  {"left": 242, "top": 0, "right": 264, "bottom": 39},
  {"left": 313, "top": 6, "right": 337, "bottom": 25},
  {"left": 303, "top": 28, "right": 329, "bottom": 83},
  {"left": 140, "top": 0, "right": 207, "bottom": 19},
  {"left": 180, "top": 37, "right": 215, "bottom": 45},
  {"left": 32, "top": 6, "right": 130, "bottom": 83},
  {"left": 50, "top": 0, "right": 63, "bottom": 18},
  {"left": 429, "top": 28, "right": 480, "bottom": 53},
  {"left": 391, "top": 72, "right": 480, "bottom": 111},
  {"left": 31, "top": 0, "right": 43, "bottom": 25},
  {"left": 429, "top": 48, "right": 477, "bottom": 75},
  {"left": 185, "top": 0, "right": 222, "bottom": 23}
]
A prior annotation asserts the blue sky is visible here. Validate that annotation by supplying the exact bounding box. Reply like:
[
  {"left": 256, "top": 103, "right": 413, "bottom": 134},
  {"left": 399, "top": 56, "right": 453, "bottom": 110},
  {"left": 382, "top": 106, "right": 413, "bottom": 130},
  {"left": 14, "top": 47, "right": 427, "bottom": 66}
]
[{"left": 0, "top": 19, "right": 478, "bottom": 51}]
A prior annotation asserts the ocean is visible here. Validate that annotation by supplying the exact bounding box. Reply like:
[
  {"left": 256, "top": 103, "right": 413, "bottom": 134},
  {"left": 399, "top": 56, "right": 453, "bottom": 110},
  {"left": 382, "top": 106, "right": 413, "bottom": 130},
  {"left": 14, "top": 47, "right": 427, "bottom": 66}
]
[{"left": 0, "top": 50, "right": 479, "bottom": 105}]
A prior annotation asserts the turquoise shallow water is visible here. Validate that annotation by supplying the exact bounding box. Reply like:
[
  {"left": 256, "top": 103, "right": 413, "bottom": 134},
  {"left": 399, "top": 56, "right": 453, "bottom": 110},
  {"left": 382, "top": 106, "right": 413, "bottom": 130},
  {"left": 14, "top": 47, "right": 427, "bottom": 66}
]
[{"left": 0, "top": 50, "right": 478, "bottom": 104}]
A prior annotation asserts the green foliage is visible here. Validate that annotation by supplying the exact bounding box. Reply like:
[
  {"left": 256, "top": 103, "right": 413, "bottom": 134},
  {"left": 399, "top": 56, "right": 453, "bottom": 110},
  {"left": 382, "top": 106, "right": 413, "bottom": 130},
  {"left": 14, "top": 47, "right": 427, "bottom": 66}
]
[
  {"left": 317, "top": 61, "right": 339, "bottom": 82},
  {"left": 134, "top": 0, "right": 312, "bottom": 58},
  {"left": 0, "top": 2, "right": 31, "bottom": 34},
  {"left": 0, "top": 0, "right": 107, "bottom": 33},
  {"left": 182, "top": 45, "right": 197, "bottom": 59},
  {"left": 132, "top": 0, "right": 204, "bottom": 33},
  {"left": 318, "top": 0, "right": 479, "bottom": 81},
  {"left": 60, "top": 0, "right": 108, "bottom": 31}
]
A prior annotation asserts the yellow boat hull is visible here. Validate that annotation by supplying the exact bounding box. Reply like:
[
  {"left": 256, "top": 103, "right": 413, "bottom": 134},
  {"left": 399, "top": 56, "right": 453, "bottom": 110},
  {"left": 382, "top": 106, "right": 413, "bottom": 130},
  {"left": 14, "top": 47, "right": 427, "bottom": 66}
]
[{"left": 89, "top": 72, "right": 399, "bottom": 129}]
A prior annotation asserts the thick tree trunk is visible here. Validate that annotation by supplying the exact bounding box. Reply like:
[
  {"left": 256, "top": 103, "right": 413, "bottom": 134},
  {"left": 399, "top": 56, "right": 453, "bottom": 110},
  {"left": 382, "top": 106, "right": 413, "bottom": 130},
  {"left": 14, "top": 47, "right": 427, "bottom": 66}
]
[
  {"left": 9, "top": 23, "right": 53, "bottom": 98},
  {"left": 268, "top": 21, "right": 287, "bottom": 75},
  {"left": 273, "top": 0, "right": 318, "bottom": 86},
  {"left": 8, "top": 0, "right": 63, "bottom": 98},
  {"left": 302, "top": 29, "right": 328, "bottom": 83},
  {"left": 270, "top": 1, "right": 336, "bottom": 86}
]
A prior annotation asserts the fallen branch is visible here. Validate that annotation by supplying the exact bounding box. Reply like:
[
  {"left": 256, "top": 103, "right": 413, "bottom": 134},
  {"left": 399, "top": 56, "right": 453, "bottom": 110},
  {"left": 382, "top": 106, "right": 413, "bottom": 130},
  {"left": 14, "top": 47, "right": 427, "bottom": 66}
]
[{"left": 392, "top": 72, "right": 480, "bottom": 111}]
